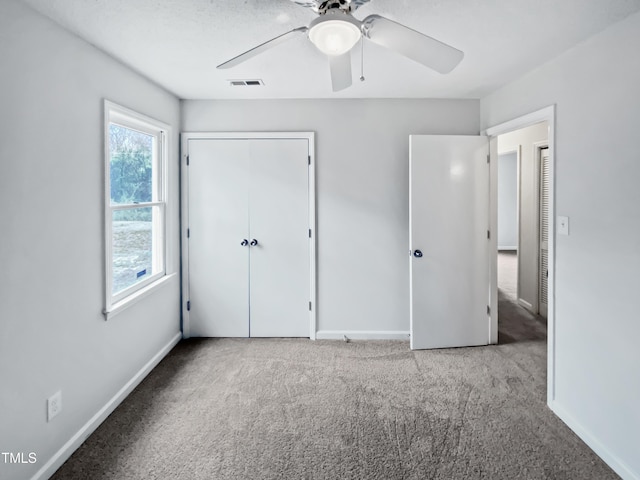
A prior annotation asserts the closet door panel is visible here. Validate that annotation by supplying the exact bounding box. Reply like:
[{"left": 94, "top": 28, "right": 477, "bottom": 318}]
[
  {"left": 248, "top": 139, "right": 310, "bottom": 337},
  {"left": 188, "top": 139, "right": 250, "bottom": 337}
]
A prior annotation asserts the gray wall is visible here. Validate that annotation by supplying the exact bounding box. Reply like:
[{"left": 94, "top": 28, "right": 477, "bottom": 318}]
[
  {"left": 497, "top": 152, "right": 518, "bottom": 249},
  {"left": 482, "top": 10, "right": 640, "bottom": 479},
  {"left": 0, "top": 2, "right": 181, "bottom": 479},
  {"left": 182, "top": 99, "right": 480, "bottom": 337}
]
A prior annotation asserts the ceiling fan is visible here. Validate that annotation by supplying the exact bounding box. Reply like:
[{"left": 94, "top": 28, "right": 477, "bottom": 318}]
[{"left": 217, "top": 0, "right": 464, "bottom": 92}]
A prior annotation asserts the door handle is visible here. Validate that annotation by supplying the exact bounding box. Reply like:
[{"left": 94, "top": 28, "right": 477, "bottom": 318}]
[
  {"left": 250, "top": 239, "right": 259, "bottom": 247},
  {"left": 240, "top": 239, "right": 248, "bottom": 246},
  {"left": 413, "top": 249, "right": 423, "bottom": 258}
]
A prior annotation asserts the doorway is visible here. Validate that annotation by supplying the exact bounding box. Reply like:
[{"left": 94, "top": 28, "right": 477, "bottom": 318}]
[
  {"left": 486, "top": 106, "right": 556, "bottom": 404},
  {"left": 495, "top": 122, "right": 548, "bottom": 320},
  {"left": 495, "top": 127, "right": 548, "bottom": 343}
]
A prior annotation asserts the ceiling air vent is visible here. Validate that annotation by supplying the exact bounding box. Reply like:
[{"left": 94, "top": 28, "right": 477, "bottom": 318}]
[{"left": 229, "top": 79, "right": 264, "bottom": 87}]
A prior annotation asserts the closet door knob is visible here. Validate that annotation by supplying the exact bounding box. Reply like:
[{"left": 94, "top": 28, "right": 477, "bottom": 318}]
[
  {"left": 240, "top": 239, "right": 249, "bottom": 246},
  {"left": 250, "top": 239, "right": 259, "bottom": 247}
]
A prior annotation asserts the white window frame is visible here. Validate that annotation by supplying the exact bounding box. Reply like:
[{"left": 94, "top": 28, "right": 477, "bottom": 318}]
[{"left": 103, "top": 100, "right": 170, "bottom": 319}]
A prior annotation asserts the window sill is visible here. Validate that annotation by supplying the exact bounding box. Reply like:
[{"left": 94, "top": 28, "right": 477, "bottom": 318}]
[{"left": 103, "top": 273, "right": 177, "bottom": 321}]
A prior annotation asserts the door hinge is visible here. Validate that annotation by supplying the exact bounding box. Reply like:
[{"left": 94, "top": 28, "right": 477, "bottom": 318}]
[
  {"left": 487, "top": 230, "right": 491, "bottom": 239},
  {"left": 187, "top": 228, "right": 190, "bottom": 238},
  {"left": 309, "top": 229, "right": 312, "bottom": 238},
  {"left": 487, "top": 154, "right": 490, "bottom": 164},
  {"left": 308, "top": 155, "right": 311, "bottom": 165},
  {"left": 309, "top": 301, "right": 312, "bottom": 311},
  {"left": 187, "top": 301, "right": 191, "bottom": 311},
  {"left": 186, "top": 155, "right": 190, "bottom": 166},
  {"left": 487, "top": 305, "right": 491, "bottom": 315}
]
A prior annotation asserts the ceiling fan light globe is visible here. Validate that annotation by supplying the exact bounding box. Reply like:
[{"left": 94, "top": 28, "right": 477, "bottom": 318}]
[{"left": 309, "top": 19, "right": 361, "bottom": 56}]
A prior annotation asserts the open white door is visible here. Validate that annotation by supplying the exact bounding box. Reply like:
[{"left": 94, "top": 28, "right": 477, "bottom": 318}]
[{"left": 410, "top": 135, "right": 491, "bottom": 350}]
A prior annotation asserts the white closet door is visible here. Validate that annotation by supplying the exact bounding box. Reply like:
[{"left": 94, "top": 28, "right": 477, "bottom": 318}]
[
  {"left": 188, "top": 139, "right": 250, "bottom": 337},
  {"left": 248, "top": 139, "right": 310, "bottom": 337},
  {"left": 410, "top": 135, "right": 490, "bottom": 350},
  {"left": 539, "top": 147, "right": 550, "bottom": 318}
]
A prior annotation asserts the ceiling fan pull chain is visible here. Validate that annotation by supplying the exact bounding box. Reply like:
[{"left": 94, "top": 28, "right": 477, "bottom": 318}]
[{"left": 360, "top": 36, "right": 365, "bottom": 81}]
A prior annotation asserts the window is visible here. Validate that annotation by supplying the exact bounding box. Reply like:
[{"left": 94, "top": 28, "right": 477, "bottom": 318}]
[{"left": 104, "top": 101, "right": 169, "bottom": 316}]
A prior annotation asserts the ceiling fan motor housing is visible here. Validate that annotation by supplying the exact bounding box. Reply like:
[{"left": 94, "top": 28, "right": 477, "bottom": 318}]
[
  {"left": 308, "top": 12, "right": 362, "bottom": 56},
  {"left": 292, "top": 0, "right": 371, "bottom": 15}
]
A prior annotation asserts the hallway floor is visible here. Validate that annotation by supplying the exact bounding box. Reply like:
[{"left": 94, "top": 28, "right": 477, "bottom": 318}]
[{"left": 497, "top": 250, "right": 547, "bottom": 344}]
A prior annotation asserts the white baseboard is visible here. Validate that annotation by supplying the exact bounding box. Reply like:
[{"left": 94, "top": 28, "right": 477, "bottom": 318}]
[
  {"left": 32, "top": 332, "right": 182, "bottom": 480},
  {"left": 518, "top": 298, "right": 534, "bottom": 311},
  {"left": 315, "top": 330, "right": 410, "bottom": 341},
  {"left": 550, "top": 400, "right": 638, "bottom": 480}
]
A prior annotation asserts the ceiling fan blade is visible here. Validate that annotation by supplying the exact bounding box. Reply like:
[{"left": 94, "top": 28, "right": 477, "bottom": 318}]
[
  {"left": 217, "top": 26, "right": 308, "bottom": 69},
  {"left": 361, "top": 15, "right": 463, "bottom": 74},
  {"left": 328, "top": 51, "right": 352, "bottom": 92}
]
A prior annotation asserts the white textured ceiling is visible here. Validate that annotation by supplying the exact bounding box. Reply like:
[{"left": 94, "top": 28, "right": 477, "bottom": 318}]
[{"left": 19, "top": 0, "right": 640, "bottom": 99}]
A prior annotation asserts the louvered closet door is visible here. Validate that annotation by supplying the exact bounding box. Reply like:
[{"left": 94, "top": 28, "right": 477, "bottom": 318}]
[
  {"left": 539, "top": 147, "right": 549, "bottom": 318},
  {"left": 188, "top": 140, "right": 250, "bottom": 337},
  {"left": 248, "top": 139, "right": 310, "bottom": 337}
]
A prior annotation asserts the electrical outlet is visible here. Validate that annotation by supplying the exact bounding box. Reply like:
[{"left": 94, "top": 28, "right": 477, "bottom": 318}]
[{"left": 47, "top": 391, "right": 62, "bottom": 422}]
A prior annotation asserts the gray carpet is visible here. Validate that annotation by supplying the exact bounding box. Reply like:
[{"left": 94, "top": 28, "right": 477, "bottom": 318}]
[{"left": 51, "top": 256, "right": 617, "bottom": 479}]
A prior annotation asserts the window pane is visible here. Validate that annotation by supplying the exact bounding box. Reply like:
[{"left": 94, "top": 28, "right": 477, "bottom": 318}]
[
  {"left": 109, "top": 124, "right": 155, "bottom": 205},
  {"left": 112, "top": 207, "right": 160, "bottom": 294}
]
